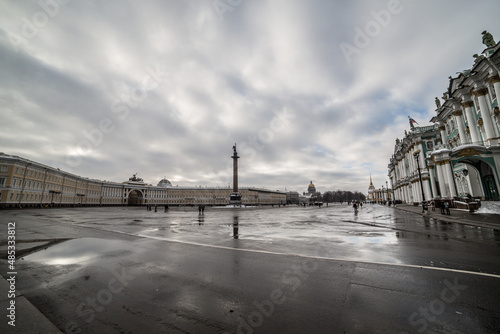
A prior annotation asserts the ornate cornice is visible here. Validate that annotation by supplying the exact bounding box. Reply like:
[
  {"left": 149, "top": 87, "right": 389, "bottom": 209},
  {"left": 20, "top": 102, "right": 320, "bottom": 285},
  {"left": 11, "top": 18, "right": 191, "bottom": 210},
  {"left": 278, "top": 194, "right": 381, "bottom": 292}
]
[
  {"left": 461, "top": 101, "right": 474, "bottom": 108},
  {"left": 456, "top": 148, "right": 482, "bottom": 158},
  {"left": 452, "top": 110, "right": 463, "bottom": 116},
  {"left": 435, "top": 160, "right": 450, "bottom": 166},
  {"left": 471, "top": 88, "right": 489, "bottom": 97},
  {"left": 485, "top": 75, "right": 500, "bottom": 84}
]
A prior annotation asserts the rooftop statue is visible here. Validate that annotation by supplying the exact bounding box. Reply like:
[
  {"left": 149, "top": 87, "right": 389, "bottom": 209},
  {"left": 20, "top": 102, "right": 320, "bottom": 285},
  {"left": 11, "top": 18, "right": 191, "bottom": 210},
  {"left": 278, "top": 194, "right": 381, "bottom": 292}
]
[
  {"left": 473, "top": 53, "right": 485, "bottom": 64},
  {"left": 129, "top": 173, "right": 143, "bottom": 182},
  {"left": 442, "top": 92, "right": 448, "bottom": 100},
  {"left": 435, "top": 97, "right": 441, "bottom": 109},
  {"left": 482, "top": 30, "right": 496, "bottom": 48},
  {"left": 456, "top": 69, "right": 473, "bottom": 77}
]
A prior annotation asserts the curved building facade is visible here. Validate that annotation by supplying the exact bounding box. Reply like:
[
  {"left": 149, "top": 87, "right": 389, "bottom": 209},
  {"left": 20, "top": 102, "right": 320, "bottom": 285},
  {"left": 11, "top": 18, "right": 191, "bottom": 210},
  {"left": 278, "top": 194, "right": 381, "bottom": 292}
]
[{"left": 0, "top": 153, "right": 286, "bottom": 208}]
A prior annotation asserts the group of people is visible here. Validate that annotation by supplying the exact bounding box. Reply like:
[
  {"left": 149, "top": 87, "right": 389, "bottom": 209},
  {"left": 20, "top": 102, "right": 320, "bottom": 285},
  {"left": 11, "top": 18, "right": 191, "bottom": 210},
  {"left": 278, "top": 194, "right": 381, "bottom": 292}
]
[
  {"left": 146, "top": 204, "right": 169, "bottom": 212},
  {"left": 352, "top": 201, "right": 363, "bottom": 213},
  {"left": 430, "top": 200, "right": 450, "bottom": 215}
]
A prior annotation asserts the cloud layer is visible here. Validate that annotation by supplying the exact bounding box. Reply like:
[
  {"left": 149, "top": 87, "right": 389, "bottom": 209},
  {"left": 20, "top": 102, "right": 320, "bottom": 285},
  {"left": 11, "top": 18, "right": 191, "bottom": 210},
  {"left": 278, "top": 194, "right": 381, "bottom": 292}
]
[{"left": 1, "top": 0, "right": 499, "bottom": 193}]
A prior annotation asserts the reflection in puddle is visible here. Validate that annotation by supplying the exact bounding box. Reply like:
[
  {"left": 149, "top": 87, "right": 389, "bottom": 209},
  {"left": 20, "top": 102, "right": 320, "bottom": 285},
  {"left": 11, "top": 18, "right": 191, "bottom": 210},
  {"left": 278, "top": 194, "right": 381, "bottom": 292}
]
[
  {"left": 25, "top": 238, "right": 131, "bottom": 265},
  {"left": 343, "top": 232, "right": 398, "bottom": 245},
  {"left": 233, "top": 215, "right": 239, "bottom": 239}
]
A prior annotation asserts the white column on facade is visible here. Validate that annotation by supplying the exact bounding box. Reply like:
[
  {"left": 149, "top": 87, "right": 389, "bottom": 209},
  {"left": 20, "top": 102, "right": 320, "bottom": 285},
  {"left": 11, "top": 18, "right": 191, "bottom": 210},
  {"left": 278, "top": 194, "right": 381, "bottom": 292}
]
[
  {"left": 417, "top": 143, "right": 425, "bottom": 170},
  {"left": 409, "top": 182, "right": 414, "bottom": 203},
  {"left": 453, "top": 110, "right": 468, "bottom": 145},
  {"left": 478, "top": 120, "right": 487, "bottom": 144},
  {"left": 443, "top": 161, "right": 457, "bottom": 197},
  {"left": 492, "top": 76, "right": 500, "bottom": 99},
  {"left": 436, "top": 162, "right": 447, "bottom": 198},
  {"left": 423, "top": 177, "right": 432, "bottom": 201},
  {"left": 486, "top": 82, "right": 500, "bottom": 138},
  {"left": 488, "top": 76, "right": 500, "bottom": 134},
  {"left": 438, "top": 124, "right": 447, "bottom": 147},
  {"left": 414, "top": 181, "right": 421, "bottom": 203},
  {"left": 462, "top": 101, "right": 481, "bottom": 145},
  {"left": 428, "top": 165, "right": 438, "bottom": 198},
  {"left": 474, "top": 88, "right": 499, "bottom": 145}
]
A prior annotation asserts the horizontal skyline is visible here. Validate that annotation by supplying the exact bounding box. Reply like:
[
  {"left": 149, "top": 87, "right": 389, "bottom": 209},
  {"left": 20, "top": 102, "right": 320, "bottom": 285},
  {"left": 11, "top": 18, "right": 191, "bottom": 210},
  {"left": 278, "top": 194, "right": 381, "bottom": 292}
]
[{"left": 1, "top": 0, "right": 499, "bottom": 194}]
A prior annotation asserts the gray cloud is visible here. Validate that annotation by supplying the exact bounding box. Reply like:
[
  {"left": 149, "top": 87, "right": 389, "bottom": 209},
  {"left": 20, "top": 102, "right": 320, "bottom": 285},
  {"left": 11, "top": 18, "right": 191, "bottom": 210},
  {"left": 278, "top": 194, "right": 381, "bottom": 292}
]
[{"left": 1, "top": 0, "right": 499, "bottom": 193}]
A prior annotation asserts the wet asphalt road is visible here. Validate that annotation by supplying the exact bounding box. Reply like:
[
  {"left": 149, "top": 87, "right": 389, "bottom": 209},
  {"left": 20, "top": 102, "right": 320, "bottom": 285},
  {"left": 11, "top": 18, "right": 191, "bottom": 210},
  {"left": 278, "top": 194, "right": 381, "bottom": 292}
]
[{"left": 1, "top": 204, "right": 500, "bottom": 333}]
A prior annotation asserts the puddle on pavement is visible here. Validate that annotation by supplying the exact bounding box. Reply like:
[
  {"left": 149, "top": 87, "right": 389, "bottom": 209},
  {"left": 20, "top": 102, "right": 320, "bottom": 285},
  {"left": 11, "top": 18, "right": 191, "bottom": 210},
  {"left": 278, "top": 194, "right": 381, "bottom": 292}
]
[{"left": 24, "top": 238, "right": 132, "bottom": 265}]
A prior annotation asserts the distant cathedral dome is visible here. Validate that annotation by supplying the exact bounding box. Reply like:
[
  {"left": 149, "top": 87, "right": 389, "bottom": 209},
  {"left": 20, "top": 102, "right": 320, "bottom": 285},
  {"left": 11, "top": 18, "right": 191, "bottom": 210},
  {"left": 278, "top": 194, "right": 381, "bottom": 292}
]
[
  {"left": 157, "top": 178, "right": 173, "bottom": 188},
  {"left": 308, "top": 181, "right": 316, "bottom": 194}
]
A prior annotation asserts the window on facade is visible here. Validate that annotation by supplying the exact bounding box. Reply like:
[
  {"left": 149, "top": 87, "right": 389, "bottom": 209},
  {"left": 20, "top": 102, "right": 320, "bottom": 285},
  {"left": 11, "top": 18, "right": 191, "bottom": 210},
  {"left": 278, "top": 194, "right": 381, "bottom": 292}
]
[
  {"left": 0, "top": 177, "right": 5, "bottom": 186},
  {"left": 1, "top": 166, "right": 7, "bottom": 172},
  {"left": 426, "top": 141, "right": 434, "bottom": 150}
]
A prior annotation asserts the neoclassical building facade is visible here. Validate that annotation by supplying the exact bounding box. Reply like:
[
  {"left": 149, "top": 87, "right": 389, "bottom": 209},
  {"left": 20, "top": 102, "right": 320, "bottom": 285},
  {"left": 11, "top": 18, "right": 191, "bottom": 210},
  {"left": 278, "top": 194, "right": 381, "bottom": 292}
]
[
  {"left": 0, "top": 153, "right": 286, "bottom": 208},
  {"left": 389, "top": 32, "right": 500, "bottom": 203}
]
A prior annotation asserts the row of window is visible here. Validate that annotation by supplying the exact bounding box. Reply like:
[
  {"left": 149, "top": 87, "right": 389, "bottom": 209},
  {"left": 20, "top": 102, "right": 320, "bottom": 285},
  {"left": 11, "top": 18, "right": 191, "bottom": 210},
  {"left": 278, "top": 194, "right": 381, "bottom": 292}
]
[{"left": 3, "top": 191, "right": 121, "bottom": 203}]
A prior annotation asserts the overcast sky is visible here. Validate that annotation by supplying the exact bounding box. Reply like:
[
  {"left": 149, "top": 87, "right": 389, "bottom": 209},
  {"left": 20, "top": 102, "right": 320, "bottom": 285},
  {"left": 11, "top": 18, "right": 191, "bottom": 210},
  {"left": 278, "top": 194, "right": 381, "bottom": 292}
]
[{"left": 1, "top": 0, "right": 499, "bottom": 194}]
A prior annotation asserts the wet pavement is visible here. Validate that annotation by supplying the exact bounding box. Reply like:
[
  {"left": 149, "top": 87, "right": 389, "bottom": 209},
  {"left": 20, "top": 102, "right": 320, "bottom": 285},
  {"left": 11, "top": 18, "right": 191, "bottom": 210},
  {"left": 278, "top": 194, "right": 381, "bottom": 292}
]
[{"left": 1, "top": 204, "right": 500, "bottom": 333}]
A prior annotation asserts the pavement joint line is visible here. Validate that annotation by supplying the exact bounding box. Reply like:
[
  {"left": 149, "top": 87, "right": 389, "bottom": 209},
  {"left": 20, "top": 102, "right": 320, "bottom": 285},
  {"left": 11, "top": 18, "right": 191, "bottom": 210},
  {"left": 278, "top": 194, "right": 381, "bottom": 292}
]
[{"left": 120, "top": 232, "right": 500, "bottom": 280}]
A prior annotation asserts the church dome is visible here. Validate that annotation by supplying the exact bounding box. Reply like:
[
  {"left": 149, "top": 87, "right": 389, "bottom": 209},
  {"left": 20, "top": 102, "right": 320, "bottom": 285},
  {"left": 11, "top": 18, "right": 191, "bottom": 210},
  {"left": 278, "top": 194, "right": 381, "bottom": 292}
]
[
  {"left": 157, "top": 178, "right": 172, "bottom": 188},
  {"left": 308, "top": 181, "right": 316, "bottom": 194}
]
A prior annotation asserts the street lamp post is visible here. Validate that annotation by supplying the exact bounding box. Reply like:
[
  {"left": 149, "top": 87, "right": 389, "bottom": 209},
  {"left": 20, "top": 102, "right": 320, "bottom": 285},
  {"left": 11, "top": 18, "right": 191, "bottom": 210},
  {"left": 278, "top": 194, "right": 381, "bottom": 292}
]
[
  {"left": 413, "top": 149, "right": 427, "bottom": 213},
  {"left": 391, "top": 179, "right": 395, "bottom": 206},
  {"left": 386, "top": 180, "right": 389, "bottom": 205}
]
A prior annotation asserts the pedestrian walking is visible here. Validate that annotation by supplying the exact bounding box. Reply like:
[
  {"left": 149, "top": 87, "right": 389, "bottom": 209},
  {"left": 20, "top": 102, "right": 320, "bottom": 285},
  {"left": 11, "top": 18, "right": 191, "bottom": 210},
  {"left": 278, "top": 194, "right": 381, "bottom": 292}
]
[{"left": 444, "top": 201, "right": 450, "bottom": 215}]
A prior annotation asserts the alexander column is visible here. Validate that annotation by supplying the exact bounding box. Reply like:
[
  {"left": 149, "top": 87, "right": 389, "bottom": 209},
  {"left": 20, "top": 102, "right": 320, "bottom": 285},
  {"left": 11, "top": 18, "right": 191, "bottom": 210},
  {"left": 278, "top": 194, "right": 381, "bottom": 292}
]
[{"left": 230, "top": 144, "right": 242, "bottom": 205}]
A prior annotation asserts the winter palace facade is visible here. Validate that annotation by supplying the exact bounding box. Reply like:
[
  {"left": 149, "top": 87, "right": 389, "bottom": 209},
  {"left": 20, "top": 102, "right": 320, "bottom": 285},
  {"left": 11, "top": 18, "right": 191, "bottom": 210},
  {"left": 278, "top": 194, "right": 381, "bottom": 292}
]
[{"left": 388, "top": 32, "right": 500, "bottom": 203}]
